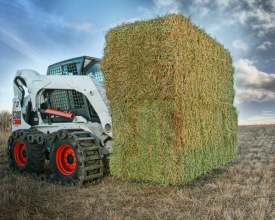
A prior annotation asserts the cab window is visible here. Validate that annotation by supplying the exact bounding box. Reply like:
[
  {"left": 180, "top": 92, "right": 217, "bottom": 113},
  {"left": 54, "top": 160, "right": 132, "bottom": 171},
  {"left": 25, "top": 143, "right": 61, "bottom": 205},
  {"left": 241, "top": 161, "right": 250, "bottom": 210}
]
[{"left": 85, "top": 62, "right": 104, "bottom": 84}]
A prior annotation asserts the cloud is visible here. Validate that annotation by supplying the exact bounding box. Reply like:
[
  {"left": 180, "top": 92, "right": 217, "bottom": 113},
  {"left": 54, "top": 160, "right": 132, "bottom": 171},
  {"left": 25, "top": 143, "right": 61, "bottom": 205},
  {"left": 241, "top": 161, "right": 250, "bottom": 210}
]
[
  {"left": 262, "top": 110, "right": 272, "bottom": 114},
  {"left": 200, "top": 7, "right": 209, "bottom": 16},
  {"left": 235, "top": 89, "right": 275, "bottom": 105},
  {"left": 231, "top": 2, "right": 275, "bottom": 36},
  {"left": 153, "top": 0, "right": 181, "bottom": 13},
  {"left": 0, "top": 29, "right": 42, "bottom": 62},
  {"left": 257, "top": 41, "right": 273, "bottom": 50},
  {"left": 63, "top": 22, "right": 94, "bottom": 33},
  {"left": 234, "top": 59, "right": 275, "bottom": 104},
  {"left": 138, "top": 0, "right": 181, "bottom": 18},
  {"left": 103, "top": 17, "right": 141, "bottom": 31},
  {"left": 246, "top": 0, "right": 255, "bottom": 7},
  {"left": 194, "top": 0, "right": 210, "bottom": 4},
  {"left": 189, "top": 5, "right": 210, "bottom": 18},
  {"left": 232, "top": 40, "right": 249, "bottom": 51},
  {"left": 0, "top": 0, "right": 67, "bottom": 65}
]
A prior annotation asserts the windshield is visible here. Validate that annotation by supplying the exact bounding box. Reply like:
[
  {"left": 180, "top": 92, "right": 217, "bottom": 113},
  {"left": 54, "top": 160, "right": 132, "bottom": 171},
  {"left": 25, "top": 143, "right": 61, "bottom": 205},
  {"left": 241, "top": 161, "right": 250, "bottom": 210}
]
[{"left": 85, "top": 62, "right": 104, "bottom": 84}]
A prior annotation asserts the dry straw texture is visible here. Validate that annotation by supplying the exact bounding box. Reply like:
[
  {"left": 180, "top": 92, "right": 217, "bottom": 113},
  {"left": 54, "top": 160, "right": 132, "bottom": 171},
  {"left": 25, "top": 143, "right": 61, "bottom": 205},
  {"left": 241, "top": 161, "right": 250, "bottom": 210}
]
[{"left": 101, "top": 14, "right": 238, "bottom": 185}]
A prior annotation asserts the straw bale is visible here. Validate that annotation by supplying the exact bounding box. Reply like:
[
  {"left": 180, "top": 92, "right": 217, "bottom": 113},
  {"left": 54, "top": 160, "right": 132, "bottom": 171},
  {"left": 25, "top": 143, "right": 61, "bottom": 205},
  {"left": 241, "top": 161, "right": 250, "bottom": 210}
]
[{"left": 101, "top": 14, "right": 238, "bottom": 185}]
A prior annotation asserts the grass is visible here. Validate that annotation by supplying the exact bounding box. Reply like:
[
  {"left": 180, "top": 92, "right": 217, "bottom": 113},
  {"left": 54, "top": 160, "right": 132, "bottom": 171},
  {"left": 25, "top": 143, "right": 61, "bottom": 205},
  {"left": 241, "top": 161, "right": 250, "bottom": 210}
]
[{"left": 0, "top": 125, "right": 274, "bottom": 219}]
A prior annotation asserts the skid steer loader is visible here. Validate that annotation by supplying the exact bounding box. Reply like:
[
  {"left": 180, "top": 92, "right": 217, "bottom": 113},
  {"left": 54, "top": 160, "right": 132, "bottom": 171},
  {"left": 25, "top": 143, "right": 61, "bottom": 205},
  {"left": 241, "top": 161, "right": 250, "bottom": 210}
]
[{"left": 7, "top": 56, "right": 112, "bottom": 185}]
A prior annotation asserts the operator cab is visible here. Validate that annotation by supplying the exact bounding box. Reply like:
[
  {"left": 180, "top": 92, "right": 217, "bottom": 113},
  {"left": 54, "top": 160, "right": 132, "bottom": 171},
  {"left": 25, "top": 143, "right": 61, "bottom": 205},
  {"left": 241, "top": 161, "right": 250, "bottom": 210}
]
[
  {"left": 47, "top": 56, "right": 104, "bottom": 84},
  {"left": 40, "top": 56, "right": 105, "bottom": 124}
]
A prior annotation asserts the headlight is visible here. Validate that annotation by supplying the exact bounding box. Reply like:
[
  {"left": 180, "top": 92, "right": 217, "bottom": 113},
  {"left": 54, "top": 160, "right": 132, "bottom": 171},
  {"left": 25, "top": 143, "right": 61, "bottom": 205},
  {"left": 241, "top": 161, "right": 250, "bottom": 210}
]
[{"left": 105, "top": 123, "right": 111, "bottom": 132}]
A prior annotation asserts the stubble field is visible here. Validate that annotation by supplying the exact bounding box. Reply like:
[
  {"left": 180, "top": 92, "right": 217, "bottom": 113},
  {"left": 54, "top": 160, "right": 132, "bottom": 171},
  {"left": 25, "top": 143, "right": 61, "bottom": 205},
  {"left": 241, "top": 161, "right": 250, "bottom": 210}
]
[{"left": 0, "top": 125, "right": 274, "bottom": 220}]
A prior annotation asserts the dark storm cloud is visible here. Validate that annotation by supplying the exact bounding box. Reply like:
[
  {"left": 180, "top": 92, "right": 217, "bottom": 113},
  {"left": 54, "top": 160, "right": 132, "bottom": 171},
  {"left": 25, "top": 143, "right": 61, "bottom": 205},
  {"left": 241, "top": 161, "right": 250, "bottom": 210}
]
[
  {"left": 234, "top": 58, "right": 275, "bottom": 93},
  {"left": 234, "top": 59, "right": 275, "bottom": 105},
  {"left": 246, "top": 80, "right": 275, "bottom": 92}
]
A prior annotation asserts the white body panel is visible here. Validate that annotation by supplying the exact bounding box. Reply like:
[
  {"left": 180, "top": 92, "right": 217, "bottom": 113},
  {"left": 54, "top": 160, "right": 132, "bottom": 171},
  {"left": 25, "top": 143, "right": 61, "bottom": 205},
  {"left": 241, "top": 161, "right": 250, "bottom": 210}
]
[{"left": 12, "top": 69, "right": 113, "bottom": 153}]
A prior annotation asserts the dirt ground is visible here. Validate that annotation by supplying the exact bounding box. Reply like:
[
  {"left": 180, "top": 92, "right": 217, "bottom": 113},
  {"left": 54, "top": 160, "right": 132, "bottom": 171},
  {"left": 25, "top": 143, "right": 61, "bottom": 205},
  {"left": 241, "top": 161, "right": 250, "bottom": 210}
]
[{"left": 0, "top": 125, "right": 274, "bottom": 220}]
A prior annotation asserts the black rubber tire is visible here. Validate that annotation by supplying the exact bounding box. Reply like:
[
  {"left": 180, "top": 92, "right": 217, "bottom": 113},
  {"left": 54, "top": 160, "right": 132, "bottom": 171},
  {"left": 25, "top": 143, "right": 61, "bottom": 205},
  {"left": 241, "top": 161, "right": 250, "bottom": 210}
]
[
  {"left": 50, "top": 139, "right": 80, "bottom": 182},
  {"left": 103, "top": 155, "right": 110, "bottom": 175},
  {"left": 11, "top": 138, "right": 45, "bottom": 174}
]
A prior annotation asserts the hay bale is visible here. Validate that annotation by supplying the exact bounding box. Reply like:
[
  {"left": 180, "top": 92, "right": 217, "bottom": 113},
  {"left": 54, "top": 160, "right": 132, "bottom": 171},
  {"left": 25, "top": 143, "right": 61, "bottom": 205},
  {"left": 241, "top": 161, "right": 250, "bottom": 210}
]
[{"left": 101, "top": 14, "right": 238, "bottom": 185}]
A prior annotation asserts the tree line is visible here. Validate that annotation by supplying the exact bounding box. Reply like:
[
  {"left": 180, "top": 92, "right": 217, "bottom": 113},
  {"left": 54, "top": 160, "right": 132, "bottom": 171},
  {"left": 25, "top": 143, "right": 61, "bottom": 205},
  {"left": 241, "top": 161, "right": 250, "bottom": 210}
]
[{"left": 0, "top": 111, "right": 12, "bottom": 132}]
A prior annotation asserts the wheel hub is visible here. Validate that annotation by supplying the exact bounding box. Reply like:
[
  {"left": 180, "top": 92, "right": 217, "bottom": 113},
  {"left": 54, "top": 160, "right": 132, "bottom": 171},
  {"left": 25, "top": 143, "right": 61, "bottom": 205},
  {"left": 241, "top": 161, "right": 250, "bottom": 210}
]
[
  {"left": 67, "top": 154, "right": 74, "bottom": 164},
  {"left": 56, "top": 144, "right": 77, "bottom": 175},
  {"left": 23, "top": 150, "right": 27, "bottom": 158},
  {"left": 13, "top": 141, "right": 28, "bottom": 167}
]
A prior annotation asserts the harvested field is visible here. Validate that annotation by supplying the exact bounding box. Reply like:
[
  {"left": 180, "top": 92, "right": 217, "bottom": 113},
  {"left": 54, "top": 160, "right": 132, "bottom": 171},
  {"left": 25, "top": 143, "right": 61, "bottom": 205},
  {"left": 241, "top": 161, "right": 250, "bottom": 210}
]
[{"left": 0, "top": 125, "right": 274, "bottom": 219}]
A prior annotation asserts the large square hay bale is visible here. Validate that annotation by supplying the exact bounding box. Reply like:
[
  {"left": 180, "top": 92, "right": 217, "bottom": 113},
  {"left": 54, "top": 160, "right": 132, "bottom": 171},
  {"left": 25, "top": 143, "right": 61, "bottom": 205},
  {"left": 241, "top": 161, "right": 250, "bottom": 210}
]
[{"left": 101, "top": 14, "right": 238, "bottom": 185}]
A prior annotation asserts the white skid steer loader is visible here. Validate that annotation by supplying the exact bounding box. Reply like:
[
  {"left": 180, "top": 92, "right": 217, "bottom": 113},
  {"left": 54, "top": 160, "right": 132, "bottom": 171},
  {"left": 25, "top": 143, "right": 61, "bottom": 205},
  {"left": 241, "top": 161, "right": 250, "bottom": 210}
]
[{"left": 7, "top": 56, "right": 113, "bottom": 185}]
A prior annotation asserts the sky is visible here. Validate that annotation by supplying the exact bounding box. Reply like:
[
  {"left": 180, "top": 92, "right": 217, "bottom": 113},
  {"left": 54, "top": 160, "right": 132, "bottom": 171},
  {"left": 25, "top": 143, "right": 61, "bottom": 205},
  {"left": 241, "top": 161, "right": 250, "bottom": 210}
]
[{"left": 0, "top": 0, "right": 274, "bottom": 125}]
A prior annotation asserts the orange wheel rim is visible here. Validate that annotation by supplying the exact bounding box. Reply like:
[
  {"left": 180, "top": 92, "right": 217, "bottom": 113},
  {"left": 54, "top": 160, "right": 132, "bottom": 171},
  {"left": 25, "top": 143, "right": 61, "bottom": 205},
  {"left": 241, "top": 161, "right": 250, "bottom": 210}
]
[
  {"left": 14, "top": 141, "right": 28, "bottom": 167},
  {"left": 56, "top": 144, "right": 77, "bottom": 175}
]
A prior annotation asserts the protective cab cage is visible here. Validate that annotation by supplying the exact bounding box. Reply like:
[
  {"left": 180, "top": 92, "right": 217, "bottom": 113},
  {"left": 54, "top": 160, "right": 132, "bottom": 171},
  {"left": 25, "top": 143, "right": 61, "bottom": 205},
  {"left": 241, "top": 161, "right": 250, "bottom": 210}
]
[
  {"left": 47, "top": 56, "right": 104, "bottom": 84},
  {"left": 15, "top": 56, "right": 104, "bottom": 125}
]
